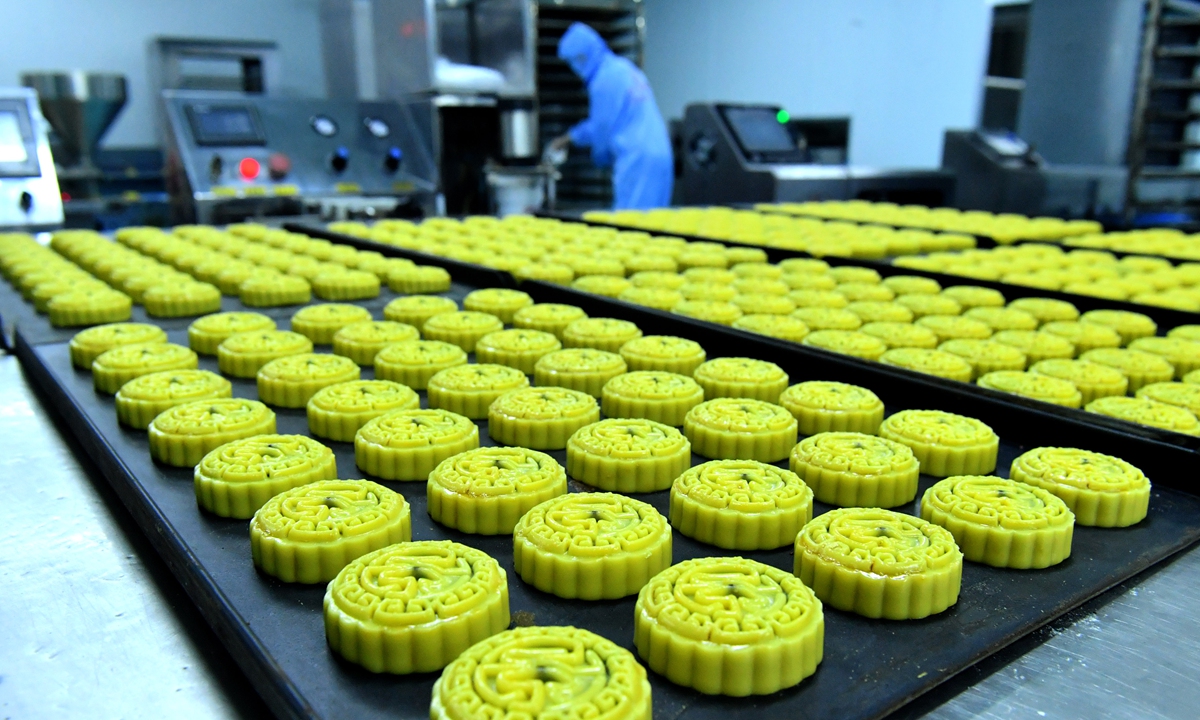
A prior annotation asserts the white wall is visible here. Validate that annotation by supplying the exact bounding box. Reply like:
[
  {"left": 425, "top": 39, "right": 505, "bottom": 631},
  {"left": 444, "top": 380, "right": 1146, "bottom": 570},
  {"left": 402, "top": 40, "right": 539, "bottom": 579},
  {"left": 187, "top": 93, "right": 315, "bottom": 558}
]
[
  {"left": 1, "top": 0, "right": 325, "bottom": 149},
  {"left": 643, "top": 0, "right": 992, "bottom": 168}
]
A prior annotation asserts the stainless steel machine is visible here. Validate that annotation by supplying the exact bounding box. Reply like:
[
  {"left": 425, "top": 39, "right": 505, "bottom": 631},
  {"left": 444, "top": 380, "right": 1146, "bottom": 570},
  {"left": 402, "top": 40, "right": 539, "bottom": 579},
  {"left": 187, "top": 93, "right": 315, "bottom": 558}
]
[
  {"left": 20, "top": 71, "right": 126, "bottom": 206},
  {"left": 150, "top": 37, "right": 281, "bottom": 147},
  {"left": 21, "top": 70, "right": 172, "bottom": 230},
  {"left": 0, "top": 87, "right": 64, "bottom": 229},
  {"left": 160, "top": 92, "right": 437, "bottom": 224},
  {"left": 320, "top": 0, "right": 557, "bottom": 215},
  {"left": 151, "top": 34, "right": 436, "bottom": 224},
  {"left": 680, "top": 102, "right": 956, "bottom": 207}
]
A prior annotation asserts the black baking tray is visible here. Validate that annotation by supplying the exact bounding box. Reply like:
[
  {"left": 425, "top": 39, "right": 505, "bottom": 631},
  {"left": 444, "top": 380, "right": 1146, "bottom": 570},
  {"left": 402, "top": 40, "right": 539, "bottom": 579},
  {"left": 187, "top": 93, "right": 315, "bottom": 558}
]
[
  {"left": 286, "top": 224, "right": 518, "bottom": 291},
  {"left": 294, "top": 221, "right": 1200, "bottom": 468},
  {"left": 744, "top": 203, "right": 1013, "bottom": 249},
  {"left": 732, "top": 206, "right": 1200, "bottom": 268},
  {"left": 17, "top": 320, "right": 1200, "bottom": 720},
  {"left": 11, "top": 254, "right": 1200, "bottom": 720},
  {"left": 0, "top": 240, "right": 513, "bottom": 349},
  {"left": 742, "top": 203, "right": 1150, "bottom": 255},
  {"left": 522, "top": 281, "right": 1200, "bottom": 485},
  {"left": 1010, "top": 239, "right": 1200, "bottom": 266},
  {"left": 545, "top": 211, "right": 1200, "bottom": 329}
]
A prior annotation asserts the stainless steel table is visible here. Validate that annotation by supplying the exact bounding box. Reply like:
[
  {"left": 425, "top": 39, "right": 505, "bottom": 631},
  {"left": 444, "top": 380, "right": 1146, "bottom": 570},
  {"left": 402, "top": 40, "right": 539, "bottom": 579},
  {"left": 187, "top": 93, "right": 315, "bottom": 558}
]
[
  {"left": 0, "top": 354, "right": 267, "bottom": 719},
  {"left": 1, "top": 352, "right": 1197, "bottom": 720}
]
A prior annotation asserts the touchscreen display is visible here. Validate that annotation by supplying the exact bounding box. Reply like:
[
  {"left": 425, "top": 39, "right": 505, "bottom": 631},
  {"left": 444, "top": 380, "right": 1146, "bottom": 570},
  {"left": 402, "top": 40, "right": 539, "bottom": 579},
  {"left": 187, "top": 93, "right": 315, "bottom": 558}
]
[
  {"left": 723, "top": 106, "right": 796, "bottom": 153},
  {"left": 187, "top": 105, "right": 265, "bottom": 146},
  {"left": 196, "top": 108, "right": 255, "bottom": 137}
]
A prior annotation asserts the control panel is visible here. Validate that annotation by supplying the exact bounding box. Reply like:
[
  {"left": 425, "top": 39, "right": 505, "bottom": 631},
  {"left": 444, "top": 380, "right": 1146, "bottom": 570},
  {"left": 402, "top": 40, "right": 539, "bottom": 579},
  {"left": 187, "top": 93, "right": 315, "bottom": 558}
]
[
  {"left": 0, "top": 88, "right": 63, "bottom": 229},
  {"left": 717, "top": 104, "right": 806, "bottom": 164},
  {"left": 161, "top": 92, "right": 436, "bottom": 222}
]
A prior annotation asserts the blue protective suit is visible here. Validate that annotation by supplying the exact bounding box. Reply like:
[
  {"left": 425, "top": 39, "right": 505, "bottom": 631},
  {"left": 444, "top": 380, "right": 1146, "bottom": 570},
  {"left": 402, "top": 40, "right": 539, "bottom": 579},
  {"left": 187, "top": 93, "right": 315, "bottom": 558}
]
[{"left": 558, "top": 22, "right": 673, "bottom": 210}]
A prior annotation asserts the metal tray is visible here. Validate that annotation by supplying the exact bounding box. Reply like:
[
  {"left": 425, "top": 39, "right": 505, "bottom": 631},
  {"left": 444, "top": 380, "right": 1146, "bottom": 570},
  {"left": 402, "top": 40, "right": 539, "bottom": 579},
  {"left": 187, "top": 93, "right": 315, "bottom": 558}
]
[
  {"left": 528, "top": 281, "right": 1200, "bottom": 480},
  {"left": 744, "top": 203, "right": 1146, "bottom": 255},
  {"left": 595, "top": 205, "right": 1193, "bottom": 264},
  {"left": 744, "top": 203, "right": 1024, "bottom": 250},
  {"left": 0, "top": 255, "right": 509, "bottom": 348},
  {"left": 543, "top": 213, "right": 1200, "bottom": 335},
  {"left": 17, "top": 316, "right": 1200, "bottom": 720},
  {"left": 294, "top": 221, "right": 1200, "bottom": 466},
  {"left": 716, "top": 207, "right": 1200, "bottom": 268},
  {"left": 1010, "top": 239, "right": 1200, "bottom": 267},
  {"left": 9, "top": 254, "right": 1200, "bottom": 720}
]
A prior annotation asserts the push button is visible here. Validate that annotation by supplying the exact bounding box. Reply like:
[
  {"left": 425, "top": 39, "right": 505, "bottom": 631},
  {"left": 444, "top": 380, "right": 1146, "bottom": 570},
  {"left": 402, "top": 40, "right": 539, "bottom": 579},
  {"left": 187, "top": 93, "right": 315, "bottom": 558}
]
[
  {"left": 384, "top": 147, "right": 402, "bottom": 173},
  {"left": 331, "top": 146, "right": 350, "bottom": 173},
  {"left": 268, "top": 152, "right": 291, "bottom": 180}
]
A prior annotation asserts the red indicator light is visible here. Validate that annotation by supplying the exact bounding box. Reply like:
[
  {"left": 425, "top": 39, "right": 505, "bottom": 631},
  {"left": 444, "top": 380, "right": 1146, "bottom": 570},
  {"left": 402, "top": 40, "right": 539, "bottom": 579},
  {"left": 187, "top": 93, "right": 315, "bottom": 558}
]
[{"left": 238, "top": 157, "right": 260, "bottom": 180}]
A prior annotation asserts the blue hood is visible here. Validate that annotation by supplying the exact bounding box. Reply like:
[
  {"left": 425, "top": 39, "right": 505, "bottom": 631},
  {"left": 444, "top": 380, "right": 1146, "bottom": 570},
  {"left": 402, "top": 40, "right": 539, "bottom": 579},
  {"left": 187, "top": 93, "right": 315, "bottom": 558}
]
[{"left": 558, "top": 22, "right": 610, "bottom": 82}]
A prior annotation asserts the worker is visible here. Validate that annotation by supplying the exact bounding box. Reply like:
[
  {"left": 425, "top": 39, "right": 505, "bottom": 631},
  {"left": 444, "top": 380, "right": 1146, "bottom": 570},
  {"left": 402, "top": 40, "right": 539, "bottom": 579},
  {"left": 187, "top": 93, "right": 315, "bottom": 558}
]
[{"left": 549, "top": 22, "right": 673, "bottom": 210}]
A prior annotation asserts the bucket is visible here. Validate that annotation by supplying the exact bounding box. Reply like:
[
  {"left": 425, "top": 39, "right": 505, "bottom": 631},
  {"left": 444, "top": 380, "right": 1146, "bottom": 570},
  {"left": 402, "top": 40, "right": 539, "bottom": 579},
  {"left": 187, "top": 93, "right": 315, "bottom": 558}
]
[{"left": 486, "top": 166, "right": 555, "bottom": 217}]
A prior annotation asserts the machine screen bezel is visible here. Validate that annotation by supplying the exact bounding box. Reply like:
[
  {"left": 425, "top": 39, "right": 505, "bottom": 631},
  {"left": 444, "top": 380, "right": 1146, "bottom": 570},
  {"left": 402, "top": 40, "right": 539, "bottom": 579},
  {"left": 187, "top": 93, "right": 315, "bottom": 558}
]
[
  {"left": 0, "top": 100, "right": 41, "bottom": 178},
  {"left": 719, "top": 105, "right": 797, "bottom": 154},
  {"left": 185, "top": 103, "right": 266, "bottom": 147}
]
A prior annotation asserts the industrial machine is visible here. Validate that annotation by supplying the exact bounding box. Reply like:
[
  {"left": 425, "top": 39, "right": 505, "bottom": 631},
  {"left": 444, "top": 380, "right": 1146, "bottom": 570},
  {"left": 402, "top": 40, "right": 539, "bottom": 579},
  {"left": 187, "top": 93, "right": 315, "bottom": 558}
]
[
  {"left": 941, "top": 129, "right": 1127, "bottom": 219},
  {"left": 20, "top": 72, "right": 126, "bottom": 205},
  {"left": 20, "top": 70, "right": 170, "bottom": 229},
  {"left": 0, "top": 87, "right": 64, "bottom": 229},
  {"left": 153, "top": 37, "right": 279, "bottom": 95},
  {"left": 680, "top": 102, "right": 956, "bottom": 207},
  {"left": 160, "top": 93, "right": 437, "bottom": 224},
  {"left": 150, "top": 37, "right": 281, "bottom": 146},
  {"left": 151, "top": 35, "right": 436, "bottom": 224},
  {"left": 320, "top": 0, "right": 558, "bottom": 215}
]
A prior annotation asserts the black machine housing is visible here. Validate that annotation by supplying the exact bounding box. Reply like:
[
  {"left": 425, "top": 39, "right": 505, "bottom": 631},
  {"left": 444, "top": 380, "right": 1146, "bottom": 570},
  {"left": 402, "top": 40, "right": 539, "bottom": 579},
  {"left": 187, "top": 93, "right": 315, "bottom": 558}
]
[{"left": 680, "top": 102, "right": 955, "bottom": 207}]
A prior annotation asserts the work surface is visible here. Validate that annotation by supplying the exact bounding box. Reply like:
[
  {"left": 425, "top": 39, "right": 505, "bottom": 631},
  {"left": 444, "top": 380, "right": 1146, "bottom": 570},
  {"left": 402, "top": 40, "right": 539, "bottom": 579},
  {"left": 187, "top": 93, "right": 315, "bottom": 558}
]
[{"left": 1, "top": 351, "right": 1199, "bottom": 719}]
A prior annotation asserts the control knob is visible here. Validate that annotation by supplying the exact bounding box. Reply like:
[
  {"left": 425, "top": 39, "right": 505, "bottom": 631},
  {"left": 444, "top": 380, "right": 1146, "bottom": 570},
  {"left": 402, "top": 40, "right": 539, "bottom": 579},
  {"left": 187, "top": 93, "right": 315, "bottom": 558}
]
[
  {"left": 330, "top": 146, "right": 350, "bottom": 173},
  {"left": 384, "top": 147, "right": 403, "bottom": 173}
]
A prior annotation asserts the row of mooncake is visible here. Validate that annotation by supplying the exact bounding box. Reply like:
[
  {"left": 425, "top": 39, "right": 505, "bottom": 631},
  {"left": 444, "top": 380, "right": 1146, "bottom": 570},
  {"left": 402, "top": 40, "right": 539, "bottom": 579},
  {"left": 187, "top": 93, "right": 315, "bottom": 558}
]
[
  {"left": 318, "top": 220, "right": 1200, "bottom": 437},
  {"left": 68, "top": 300, "right": 1151, "bottom": 532},
  {"left": 56, "top": 312, "right": 1151, "bottom": 712}
]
